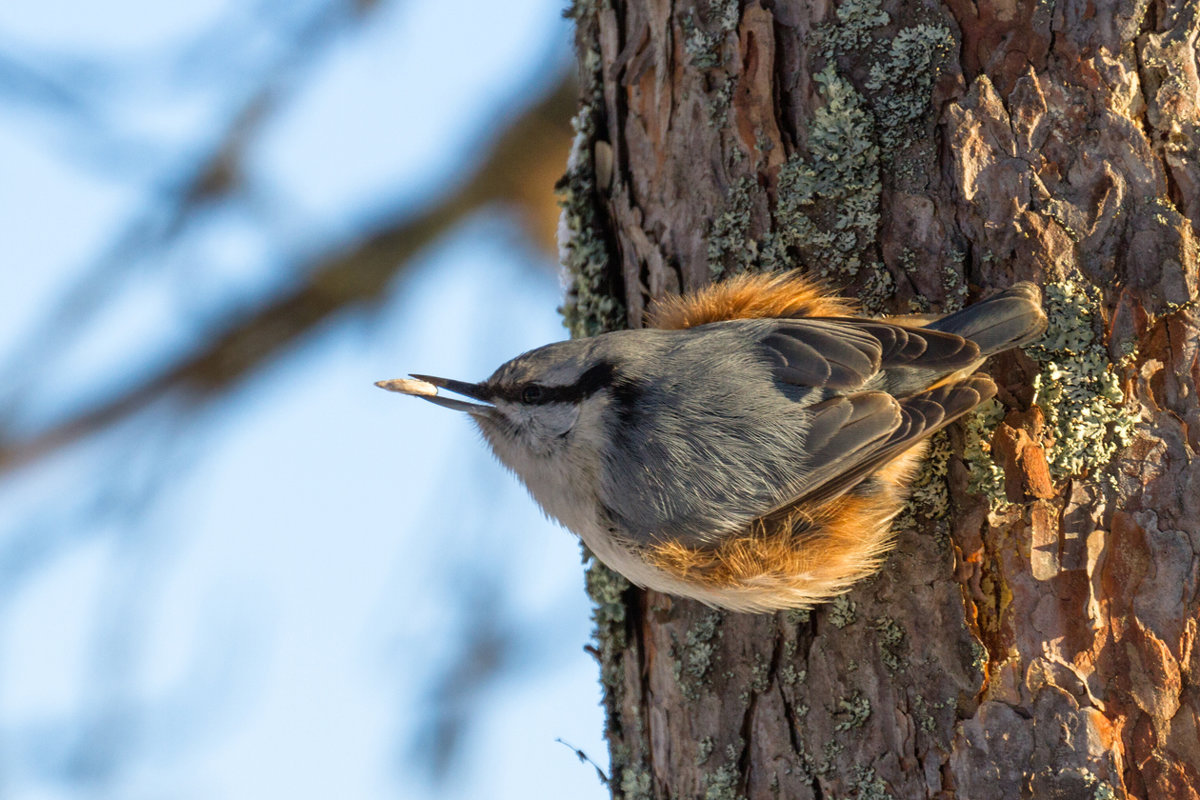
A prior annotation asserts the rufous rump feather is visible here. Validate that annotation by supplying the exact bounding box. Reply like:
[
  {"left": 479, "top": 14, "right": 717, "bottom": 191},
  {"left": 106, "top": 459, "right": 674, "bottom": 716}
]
[
  {"left": 647, "top": 270, "right": 855, "bottom": 330},
  {"left": 642, "top": 444, "right": 926, "bottom": 612}
]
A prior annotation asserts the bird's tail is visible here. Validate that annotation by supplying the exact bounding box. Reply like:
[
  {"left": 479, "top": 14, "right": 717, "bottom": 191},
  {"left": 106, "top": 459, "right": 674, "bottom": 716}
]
[{"left": 925, "top": 283, "right": 1048, "bottom": 355}]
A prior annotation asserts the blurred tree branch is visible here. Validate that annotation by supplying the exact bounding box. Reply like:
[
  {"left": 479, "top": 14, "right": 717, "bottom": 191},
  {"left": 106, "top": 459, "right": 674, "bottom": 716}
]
[
  {"left": 0, "top": 71, "right": 574, "bottom": 474},
  {"left": 0, "top": 5, "right": 582, "bottom": 794}
]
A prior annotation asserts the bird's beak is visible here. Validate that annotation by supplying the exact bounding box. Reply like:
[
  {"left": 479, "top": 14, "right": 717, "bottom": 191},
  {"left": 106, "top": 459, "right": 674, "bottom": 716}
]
[{"left": 375, "top": 374, "right": 494, "bottom": 415}]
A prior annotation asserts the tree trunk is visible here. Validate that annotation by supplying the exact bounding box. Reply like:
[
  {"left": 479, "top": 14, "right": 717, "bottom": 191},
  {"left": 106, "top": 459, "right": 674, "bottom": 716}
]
[{"left": 559, "top": 0, "right": 1200, "bottom": 797}]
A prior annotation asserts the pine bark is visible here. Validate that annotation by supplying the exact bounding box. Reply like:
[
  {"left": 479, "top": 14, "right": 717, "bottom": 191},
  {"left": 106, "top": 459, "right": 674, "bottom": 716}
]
[{"left": 561, "top": 0, "right": 1200, "bottom": 798}]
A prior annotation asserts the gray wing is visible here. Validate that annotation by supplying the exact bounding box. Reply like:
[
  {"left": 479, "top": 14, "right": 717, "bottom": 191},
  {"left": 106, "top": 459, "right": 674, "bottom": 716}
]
[
  {"left": 788, "top": 375, "right": 996, "bottom": 508},
  {"left": 600, "top": 319, "right": 992, "bottom": 547},
  {"left": 924, "top": 282, "right": 1048, "bottom": 354},
  {"left": 750, "top": 317, "right": 992, "bottom": 506},
  {"left": 760, "top": 318, "right": 982, "bottom": 395}
]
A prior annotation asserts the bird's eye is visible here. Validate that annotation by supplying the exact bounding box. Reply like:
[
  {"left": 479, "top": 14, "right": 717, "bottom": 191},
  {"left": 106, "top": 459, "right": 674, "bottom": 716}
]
[{"left": 521, "top": 384, "right": 544, "bottom": 404}]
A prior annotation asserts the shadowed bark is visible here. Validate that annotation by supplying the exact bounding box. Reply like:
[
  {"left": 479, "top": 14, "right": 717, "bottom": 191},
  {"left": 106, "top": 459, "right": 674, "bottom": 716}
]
[{"left": 562, "top": 0, "right": 1200, "bottom": 797}]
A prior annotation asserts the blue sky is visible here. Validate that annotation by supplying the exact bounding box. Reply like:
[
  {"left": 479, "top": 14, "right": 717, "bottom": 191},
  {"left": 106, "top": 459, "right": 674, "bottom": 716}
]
[{"left": 0, "top": 1, "right": 607, "bottom": 798}]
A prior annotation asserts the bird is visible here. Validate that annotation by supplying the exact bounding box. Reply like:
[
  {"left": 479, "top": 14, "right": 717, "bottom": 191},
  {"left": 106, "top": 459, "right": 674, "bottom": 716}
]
[{"left": 377, "top": 270, "right": 1047, "bottom": 612}]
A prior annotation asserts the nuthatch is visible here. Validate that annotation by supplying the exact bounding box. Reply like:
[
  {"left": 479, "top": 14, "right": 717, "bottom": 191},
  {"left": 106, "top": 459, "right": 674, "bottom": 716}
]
[{"left": 378, "top": 271, "right": 1047, "bottom": 612}]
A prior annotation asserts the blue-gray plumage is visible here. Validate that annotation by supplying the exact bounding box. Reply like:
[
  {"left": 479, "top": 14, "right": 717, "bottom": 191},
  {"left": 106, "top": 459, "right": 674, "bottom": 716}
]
[{"left": 378, "top": 274, "right": 1047, "bottom": 611}]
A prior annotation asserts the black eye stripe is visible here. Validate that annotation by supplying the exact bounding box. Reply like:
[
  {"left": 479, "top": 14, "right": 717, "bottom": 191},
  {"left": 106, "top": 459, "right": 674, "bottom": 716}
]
[{"left": 490, "top": 361, "right": 616, "bottom": 405}]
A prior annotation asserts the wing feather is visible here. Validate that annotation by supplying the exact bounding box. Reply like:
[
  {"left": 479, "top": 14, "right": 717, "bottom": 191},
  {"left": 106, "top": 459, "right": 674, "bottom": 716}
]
[
  {"left": 759, "top": 318, "right": 982, "bottom": 396},
  {"left": 792, "top": 375, "right": 996, "bottom": 507},
  {"left": 600, "top": 318, "right": 997, "bottom": 549}
]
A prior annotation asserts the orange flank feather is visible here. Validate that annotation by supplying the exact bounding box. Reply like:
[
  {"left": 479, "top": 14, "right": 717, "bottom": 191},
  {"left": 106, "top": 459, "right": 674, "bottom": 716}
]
[
  {"left": 643, "top": 444, "right": 927, "bottom": 612},
  {"left": 647, "top": 270, "right": 856, "bottom": 330}
]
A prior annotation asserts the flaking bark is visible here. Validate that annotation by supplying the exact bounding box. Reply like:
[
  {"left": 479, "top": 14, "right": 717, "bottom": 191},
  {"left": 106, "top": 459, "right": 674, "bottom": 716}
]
[{"left": 564, "top": 0, "right": 1200, "bottom": 797}]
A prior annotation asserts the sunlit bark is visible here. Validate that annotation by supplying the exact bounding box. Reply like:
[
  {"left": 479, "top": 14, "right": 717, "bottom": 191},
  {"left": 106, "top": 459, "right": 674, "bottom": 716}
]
[{"left": 564, "top": 0, "right": 1200, "bottom": 797}]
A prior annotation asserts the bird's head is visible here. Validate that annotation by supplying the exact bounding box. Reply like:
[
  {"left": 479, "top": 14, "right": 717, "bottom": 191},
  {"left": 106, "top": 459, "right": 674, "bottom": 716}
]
[{"left": 377, "top": 338, "right": 622, "bottom": 469}]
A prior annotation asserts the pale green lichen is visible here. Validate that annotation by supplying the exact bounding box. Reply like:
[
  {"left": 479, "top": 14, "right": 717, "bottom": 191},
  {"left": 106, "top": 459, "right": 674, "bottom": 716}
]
[
  {"left": 707, "top": 175, "right": 759, "bottom": 277},
  {"left": 619, "top": 766, "right": 652, "bottom": 800},
  {"left": 754, "top": 130, "right": 775, "bottom": 157},
  {"left": 584, "top": 558, "right": 629, "bottom": 691},
  {"left": 865, "top": 24, "right": 954, "bottom": 157},
  {"left": 777, "top": 662, "right": 806, "bottom": 686},
  {"left": 968, "top": 637, "right": 988, "bottom": 675},
  {"left": 896, "top": 430, "right": 951, "bottom": 527},
  {"left": 707, "top": 75, "right": 737, "bottom": 129},
  {"left": 761, "top": 67, "right": 882, "bottom": 296},
  {"left": 561, "top": 17, "right": 636, "bottom": 765},
  {"left": 850, "top": 764, "right": 896, "bottom": 800},
  {"left": 962, "top": 398, "right": 1008, "bottom": 505},
  {"left": 816, "top": 739, "right": 845, "bottom": 774},
  {"left": 1028, "top": 278, "right": 1134, "bottom": 483},
  {"left": 863, "top": 266, "right": 896, "bottom": 310},
  {"left": 681, "top": 0, "right": 740, "bottom": 69},
  {"left": 1145, "top": 195, "right": 1183, "bottom": 229},
  {"left": 711, "top": 4, "right": 954, "bottom": 311},
  {"left": 672, "top": 610, "right": 723, "bottom": 699},
  {"left": 1043, "top": 197, "right": 1082, "bottom": 243},
  {"left": 906, "top": 295, "right": 931, "bottom": 314},
  {"left": 780, "top": 663, "right": 807, "bottom": 686},
  {"left": 828, "top": 594, "right": 858, "bottom": 628},
  {"left": 817, "top": 0, "right": 954, "bottom": 177},
  {"left": 696, "top": 736, "right": 716, "bottom": 765},
  {"left": 818, "top": 0, "right": 890, "bottom": 59},
  {"left": 910, "top": 693, "right": 939, "bottom": 733},
  {"left": 873, "top": 616, "right": 906, "bottom": 672},
  {"left": 750, "top": 653, "right": 771, "bottom": 693},
  {"left": 1089, "top": 776, "right": 1119, "bottom": 800},
  {"left": 557, "top": 42, "right": 623, "bottom": 339},
  {"left": 940, "top": 261, "right": 970, "bottom": 312},
  {"left": 791, "top": 0, "right": 955, "bottom": 306},
  {"left": 785, "top": 607, "right": 812, "bottom": 626},
  {"left": 702, "top": 761, "right": 745, "bottom": 800},
  {"left": 1071, "top": 768, "right": 1121, "bottom": 800},
  {"left": 558, "top": 121, "right": 623, "bottom": 335},
  {"left": 682, "top": 14, "right": 722, "bottom": 69},
  {"left": 834, "top": 692, "right": 871, "bottom": 731}
]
